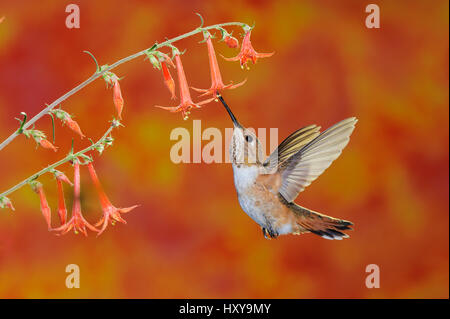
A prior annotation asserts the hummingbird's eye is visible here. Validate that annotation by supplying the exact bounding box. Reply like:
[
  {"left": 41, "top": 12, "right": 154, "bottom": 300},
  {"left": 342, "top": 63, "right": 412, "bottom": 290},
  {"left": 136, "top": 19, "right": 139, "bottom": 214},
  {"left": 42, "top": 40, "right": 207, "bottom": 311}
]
[{"left": 245, "top": 135, "right": 253, "bottom": 143}]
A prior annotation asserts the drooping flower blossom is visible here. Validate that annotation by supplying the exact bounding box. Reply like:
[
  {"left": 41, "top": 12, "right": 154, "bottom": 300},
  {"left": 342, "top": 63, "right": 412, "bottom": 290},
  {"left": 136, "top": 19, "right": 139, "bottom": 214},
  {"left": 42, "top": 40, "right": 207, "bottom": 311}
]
[
  {"left": 102, "top": 70, "right": 124, "bottom": 120},
  {"left": 31, "top": 181, "right": 52, "bottom": 230},
  {"left": 87, "top": 162, "right": 138, "bottom": 236},
  {"left": 155, "top": 53, "right": 215, "bottom": 120},
  {"left": 52, "top": 109, "right": 85, "bottom": 138},
  {"left": 192, "top": 34, "right": 246, "bottom": 99},
  {"left": 54, "top": 171, "right": 72, "bottom": 225},
  {"left": 0, "top": 196, "right": 15, "bottom": 211},
  {"left": 223, "top": 29, "right": 274, "bottom": 69},
  {"left": 224, "top": 35, "right": 239, "bottom": 48},
  {"left": 52, "top": 161, "right": 98, "bottom": 236}
]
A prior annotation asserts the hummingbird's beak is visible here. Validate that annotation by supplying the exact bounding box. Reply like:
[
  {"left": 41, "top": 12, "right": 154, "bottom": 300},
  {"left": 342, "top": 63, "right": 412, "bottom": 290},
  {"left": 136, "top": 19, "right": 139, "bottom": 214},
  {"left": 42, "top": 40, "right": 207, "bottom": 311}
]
[{"left": 217, "top": 94, "right": 241, "bottom": 128}]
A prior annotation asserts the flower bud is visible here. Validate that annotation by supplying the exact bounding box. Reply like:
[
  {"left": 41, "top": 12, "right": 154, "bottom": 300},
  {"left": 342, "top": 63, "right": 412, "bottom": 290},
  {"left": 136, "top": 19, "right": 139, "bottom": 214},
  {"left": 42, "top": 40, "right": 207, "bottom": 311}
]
[
  {"left": 53, "top": 170, "right": 73, "bottom": 186},
  {"left": 0, "top": 196, "right": 14, "bottom": 211},
  {"left": 112, "top": 80, "right": 124, "bottom": 120},
  {"left": 38, "top": 138, "right": 58, "bottom": 152},
  {"left": 224, "top": 35, "right": 239, "bottom": 48},
  {"left": 23, "top": 129, "right": 57, "bottom": 151},
  {"left": 51, "top": 109, "right": 85, "bottom": 138},
  {"left": 148, "top": 54, "right": 161, "bottom": 70}
]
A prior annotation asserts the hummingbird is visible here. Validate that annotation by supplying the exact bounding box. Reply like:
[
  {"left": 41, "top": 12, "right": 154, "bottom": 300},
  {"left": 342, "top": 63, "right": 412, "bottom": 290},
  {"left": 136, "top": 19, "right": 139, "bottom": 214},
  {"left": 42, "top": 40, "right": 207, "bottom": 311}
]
[{"left": 218, "top": 94, "right": 357, "bottom": 240}]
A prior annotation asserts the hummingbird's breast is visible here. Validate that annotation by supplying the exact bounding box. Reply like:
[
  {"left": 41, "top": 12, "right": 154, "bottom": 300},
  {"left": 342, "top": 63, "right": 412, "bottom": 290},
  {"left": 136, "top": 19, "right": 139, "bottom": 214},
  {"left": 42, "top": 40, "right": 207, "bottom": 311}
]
[{"left": 232, "top": 164, "right": 295, "bottom": 233}]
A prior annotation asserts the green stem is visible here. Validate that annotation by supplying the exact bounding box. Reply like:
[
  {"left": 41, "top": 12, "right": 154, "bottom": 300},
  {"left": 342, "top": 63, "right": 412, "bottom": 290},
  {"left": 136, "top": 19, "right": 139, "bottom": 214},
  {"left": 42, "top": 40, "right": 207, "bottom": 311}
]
[
  {"left": 0, "top": 124, "right": 114, "bottom": 198},
  {"left": 0, "top": 21, "right": 248, "bottom": 152}
]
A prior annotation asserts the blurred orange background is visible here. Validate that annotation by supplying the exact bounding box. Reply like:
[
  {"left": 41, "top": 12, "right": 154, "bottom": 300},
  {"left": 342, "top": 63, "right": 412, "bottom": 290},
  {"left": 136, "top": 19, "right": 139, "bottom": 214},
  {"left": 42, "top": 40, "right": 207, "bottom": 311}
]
[{"left": 0, "top": 0, "right": 448, "bottom": 298}]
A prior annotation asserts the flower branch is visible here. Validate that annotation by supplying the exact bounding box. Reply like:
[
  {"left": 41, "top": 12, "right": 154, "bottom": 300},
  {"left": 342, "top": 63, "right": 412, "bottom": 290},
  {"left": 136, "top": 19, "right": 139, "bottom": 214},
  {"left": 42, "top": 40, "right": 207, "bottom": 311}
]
[
  {"left": 0, "top": 121, "right": 118, "bottom": 200},
  {"left": 0, "top": 21, "right": 249, "bottom": 151}
]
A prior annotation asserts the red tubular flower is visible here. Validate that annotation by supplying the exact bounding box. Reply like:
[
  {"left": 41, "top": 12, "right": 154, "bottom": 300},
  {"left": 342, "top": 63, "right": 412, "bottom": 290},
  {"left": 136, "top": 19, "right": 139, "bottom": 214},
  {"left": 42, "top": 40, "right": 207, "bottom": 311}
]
[
  {"left": 192, "top": 35, "right": 246, "bottom": 99},
  {"left": 155, "top": 54, "right": 215, "bottom": 120},
  {"left": 224, "top": 35, "right": 239, "bottom": 48},
  {"left": 223, "top": 29, "right": 274, "bottom": 69},
  {"left": 55, "top": 177, "right": 67, "bottom": 225},
  {"left": 31, "top": 181, "right": 52, "bottom": 230},
  {"left": 54, "top": 171, "right": 72, "bottom": 225},
  {"left": 52, "top": 161, "right": 98, "bottom": 236},
  {"left": 112, "top": 80, "right": 124, "bottom": 120},
  {"left": 87, "top": 162, "right": 138, "bottom": 236},
  {"left": 161, "top": 61, "right": 176, "bottom": 99}
]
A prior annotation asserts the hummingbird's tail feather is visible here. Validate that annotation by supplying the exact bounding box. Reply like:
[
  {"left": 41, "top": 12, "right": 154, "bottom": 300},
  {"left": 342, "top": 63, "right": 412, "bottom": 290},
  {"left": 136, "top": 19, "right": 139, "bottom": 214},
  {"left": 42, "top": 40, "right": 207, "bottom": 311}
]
[{"left": 290, "top": 203, "right": 353, "bottom": 240}]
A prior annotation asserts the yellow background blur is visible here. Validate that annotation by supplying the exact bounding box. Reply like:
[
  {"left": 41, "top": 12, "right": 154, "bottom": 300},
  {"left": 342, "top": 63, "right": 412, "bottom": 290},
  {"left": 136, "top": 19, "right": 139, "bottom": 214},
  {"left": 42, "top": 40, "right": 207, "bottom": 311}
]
[{"left": 0, "top": 0, "right": 448, "bottom": 298}]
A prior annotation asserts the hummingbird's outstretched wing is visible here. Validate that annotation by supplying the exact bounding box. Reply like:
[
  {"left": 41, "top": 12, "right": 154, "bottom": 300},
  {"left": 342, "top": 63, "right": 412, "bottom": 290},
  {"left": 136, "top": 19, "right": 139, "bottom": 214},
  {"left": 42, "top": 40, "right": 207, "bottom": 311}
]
[
  {"left": 277, "top": 117, "right": 358, "bottom": 203},
  {"left": 263, "top": 124, "right": 321, "bottom": 173}
]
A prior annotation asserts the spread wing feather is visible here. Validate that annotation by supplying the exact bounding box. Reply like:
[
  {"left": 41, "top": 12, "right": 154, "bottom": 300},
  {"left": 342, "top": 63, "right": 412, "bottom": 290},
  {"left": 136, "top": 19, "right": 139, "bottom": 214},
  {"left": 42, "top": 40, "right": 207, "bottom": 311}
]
[
  {"left": 263, "top": 125, "right": 321, "bottom": 173},
  {"left": 278, "top": 117, "right": 357, "bottom": 202}
]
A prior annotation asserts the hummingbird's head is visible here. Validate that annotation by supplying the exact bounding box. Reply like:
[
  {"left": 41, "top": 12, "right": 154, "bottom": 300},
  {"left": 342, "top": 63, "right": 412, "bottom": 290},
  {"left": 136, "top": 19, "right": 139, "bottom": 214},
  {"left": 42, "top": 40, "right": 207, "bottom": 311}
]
[{"left": 218, "top": 95, "right": 264, "bottom": 166}]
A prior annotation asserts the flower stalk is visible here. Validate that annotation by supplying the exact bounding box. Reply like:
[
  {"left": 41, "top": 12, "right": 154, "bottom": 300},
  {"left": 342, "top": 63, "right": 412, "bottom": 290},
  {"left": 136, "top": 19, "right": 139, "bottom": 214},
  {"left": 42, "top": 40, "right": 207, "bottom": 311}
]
[
  {"left": 0, "top": 21, "right": 249, "bottom": 152},
  {"left": 0, "top": 19, "right": 255, "bottom": 229}
]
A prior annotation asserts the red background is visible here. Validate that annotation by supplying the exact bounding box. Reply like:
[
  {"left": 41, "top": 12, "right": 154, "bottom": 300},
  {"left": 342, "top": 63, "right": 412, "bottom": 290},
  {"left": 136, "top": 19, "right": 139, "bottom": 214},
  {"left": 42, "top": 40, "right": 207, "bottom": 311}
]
[{"left": 0, "top": 0, "right": 448, "bottom": 298}]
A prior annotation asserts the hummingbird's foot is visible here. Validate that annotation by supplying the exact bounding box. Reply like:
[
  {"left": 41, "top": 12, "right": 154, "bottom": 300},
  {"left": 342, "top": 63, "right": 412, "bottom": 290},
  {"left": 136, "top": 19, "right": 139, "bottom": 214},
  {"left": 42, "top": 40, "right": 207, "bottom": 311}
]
[
  {"left": 262, "top": 227, "right": 270, "bottom": 239},
  {"left": 262, "top": 227, "right": 279, "bottom": 239}
]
